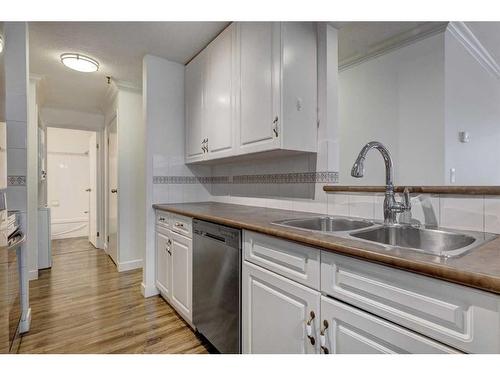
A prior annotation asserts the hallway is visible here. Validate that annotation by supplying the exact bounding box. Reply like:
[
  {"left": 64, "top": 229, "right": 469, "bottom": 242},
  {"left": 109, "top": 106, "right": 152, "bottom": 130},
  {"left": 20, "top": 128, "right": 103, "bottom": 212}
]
[{"left": 19, "top": 237, "right": 209, "bottom": 353}]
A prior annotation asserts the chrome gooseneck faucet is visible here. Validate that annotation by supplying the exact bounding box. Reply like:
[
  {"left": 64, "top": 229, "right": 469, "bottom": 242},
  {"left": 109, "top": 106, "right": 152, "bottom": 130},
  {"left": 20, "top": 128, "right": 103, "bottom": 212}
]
[{"left": 351, "top": 141, "right": 411, "bottom": 225}]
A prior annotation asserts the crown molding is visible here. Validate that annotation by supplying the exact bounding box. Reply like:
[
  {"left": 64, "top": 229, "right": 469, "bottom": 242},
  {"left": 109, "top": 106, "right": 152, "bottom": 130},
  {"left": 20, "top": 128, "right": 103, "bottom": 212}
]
[
  {"left": 339, "top": 22, "right": 448, "bottom": 71},
  {"left": 447, "top": 21, "right": 500, "bottom": 79}
]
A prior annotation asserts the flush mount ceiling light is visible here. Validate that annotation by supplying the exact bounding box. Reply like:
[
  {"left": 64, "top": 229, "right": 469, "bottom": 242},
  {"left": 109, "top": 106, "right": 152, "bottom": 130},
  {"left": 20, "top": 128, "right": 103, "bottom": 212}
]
[{"left": 60, "top": 53, "right": 99, "bottom": 72}]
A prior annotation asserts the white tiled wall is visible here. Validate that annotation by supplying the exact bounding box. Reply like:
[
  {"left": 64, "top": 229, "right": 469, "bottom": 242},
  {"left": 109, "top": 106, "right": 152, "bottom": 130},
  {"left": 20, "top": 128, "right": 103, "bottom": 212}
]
[{"left": 212, "top": 187, "right": 500, "bottom": 235}]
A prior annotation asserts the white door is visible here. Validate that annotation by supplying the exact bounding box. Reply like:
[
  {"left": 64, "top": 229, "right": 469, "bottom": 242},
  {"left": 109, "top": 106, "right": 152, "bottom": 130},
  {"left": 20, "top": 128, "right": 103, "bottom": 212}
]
[
  {"left": 206, "top": 24, "right": 235, "bottom": 159},
  {"left": 242, "top": 261, "right": 320, "bottom": 354},
  {"left": 88, "top": 132, "right": 98, "bottom": 247},
  {"left": 107, "top": 119, "right": 118, "bottom": 265},
  {"left": 319, "top": 296, "right": 459, "bottom": 354},
  {"left": 185, "top": 50, "right": 206, "bottom": 163},
  {"left": 155, "top": 231, "right": 171, "bottom": 299},
  {"left": 169, "top": 231, "right": 192, "bottom": 324},
  {"left": 238, "top": 22, "right": 281, "bottom": 154}
]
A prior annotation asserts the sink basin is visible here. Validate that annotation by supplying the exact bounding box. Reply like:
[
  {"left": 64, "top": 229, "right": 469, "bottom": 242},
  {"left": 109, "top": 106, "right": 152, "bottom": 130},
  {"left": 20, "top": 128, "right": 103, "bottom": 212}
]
[
  {"left": 273, "top": 216, "right": 374, "bottom": 232},
  {"left": 350, "top": 225, "right": 488, "bottom": 257}
]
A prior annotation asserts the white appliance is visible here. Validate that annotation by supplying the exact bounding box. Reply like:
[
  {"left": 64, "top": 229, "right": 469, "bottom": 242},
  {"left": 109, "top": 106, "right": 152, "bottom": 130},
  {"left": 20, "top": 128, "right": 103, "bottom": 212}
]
[
  {"left": 38, "top": 207, "right": 52, "bottom": 269},
  {"left": 0, "top": 122, "right": 6, "bottom": 190}
]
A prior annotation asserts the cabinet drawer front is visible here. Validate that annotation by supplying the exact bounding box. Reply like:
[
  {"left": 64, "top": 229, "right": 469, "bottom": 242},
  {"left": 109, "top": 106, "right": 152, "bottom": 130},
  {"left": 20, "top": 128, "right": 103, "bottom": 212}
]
[
  {"left": 243, "top": 231, "right": 320, "bottom": 289},
  {"left": 321, "top": 252, "right": 500, "bottom": 353},
  {"left": 243, "top": 261, "right": 320, "bottom": 354},
  {"left": 156, "top": 211, "right": 170, "bottom": 229},
  {"left": 170, "top": 214, "right": 192, "bottom": 238},
  {"left": 320, "top": 296, "right": 459, "bottom": 354}
]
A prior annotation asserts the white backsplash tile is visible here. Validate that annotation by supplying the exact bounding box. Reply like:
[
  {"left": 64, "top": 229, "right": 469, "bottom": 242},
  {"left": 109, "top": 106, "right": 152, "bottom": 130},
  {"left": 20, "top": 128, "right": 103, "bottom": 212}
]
[
  {"left": 440, "top": 195, "right": 484, "bottom": 232},
  {"left": 484, "top": 196, "right": 500, "bottom": 234},
  {"left": 327, "top": 193, "right": 349, "bottom": 216},
  {"left": 348, "top": 194, "right": 374, "bottom": 219},
  {"left": 373, "top": 193, "right": 385, "bottom": 221},
  {"left": 410, "top": 194, "right": 440, "bottom": 227}
]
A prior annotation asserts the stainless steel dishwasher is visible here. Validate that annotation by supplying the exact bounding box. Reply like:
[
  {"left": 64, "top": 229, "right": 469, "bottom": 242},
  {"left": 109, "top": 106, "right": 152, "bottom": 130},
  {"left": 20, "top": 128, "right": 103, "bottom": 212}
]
[{"left": 193, "top": 219, "right": 241, "bottom": 354}]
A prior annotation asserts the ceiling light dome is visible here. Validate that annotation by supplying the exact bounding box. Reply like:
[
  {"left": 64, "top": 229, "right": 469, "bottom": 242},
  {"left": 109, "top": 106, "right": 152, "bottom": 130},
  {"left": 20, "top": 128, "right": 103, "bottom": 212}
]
[{"left": 60, "top": 53, "right": 99, "bottom": 72}]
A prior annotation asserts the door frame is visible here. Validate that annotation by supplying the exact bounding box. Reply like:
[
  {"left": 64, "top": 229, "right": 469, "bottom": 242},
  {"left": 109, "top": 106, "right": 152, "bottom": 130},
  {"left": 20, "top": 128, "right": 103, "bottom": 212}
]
[{"left": 103, "top": 113, "right": 118, "bottom": 263}]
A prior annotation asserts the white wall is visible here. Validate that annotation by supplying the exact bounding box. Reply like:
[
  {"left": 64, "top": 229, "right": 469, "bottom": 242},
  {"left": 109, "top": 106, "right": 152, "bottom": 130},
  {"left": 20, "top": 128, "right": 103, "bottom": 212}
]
[
  {"left": 338, "top": 32, "right": 446, "bottom": 186},
  {"left": 142, "top": 54, "right": 211, "bottom": 297},
  {"left": 47, "top": 127, "right": 92, "bottom": 239},
  {"left": 444, "top": 29, "right": 500, "bottom": 185}
]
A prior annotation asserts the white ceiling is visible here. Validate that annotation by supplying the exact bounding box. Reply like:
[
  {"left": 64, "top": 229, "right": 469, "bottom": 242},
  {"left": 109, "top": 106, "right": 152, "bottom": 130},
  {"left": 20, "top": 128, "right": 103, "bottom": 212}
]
[
  {"left": 332, "top": 22, "right": 447, "bottom": 67},
  {"left": 20, "top": 21, "right": 500, "bottom": 117},
  {"left": 465, "top": 22, "right": 500, "bottom": 66},
  {"left": 29, "top": 22, "right": 229, "bottom": 114}
]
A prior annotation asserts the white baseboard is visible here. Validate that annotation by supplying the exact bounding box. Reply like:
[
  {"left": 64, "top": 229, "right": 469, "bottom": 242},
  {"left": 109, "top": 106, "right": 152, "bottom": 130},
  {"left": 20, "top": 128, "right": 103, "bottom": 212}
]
[
  {"left": 28, "top": 269, "right": 39, "bottom": 281},
  {"left": 19, "top": 307, "right": 31, "bottom": 334},
  {"left": 141, "top": 282, "right": 159, "bottom": 298},
  {"left": 117, "top": 259, "right": 142, "bottom": 272}
]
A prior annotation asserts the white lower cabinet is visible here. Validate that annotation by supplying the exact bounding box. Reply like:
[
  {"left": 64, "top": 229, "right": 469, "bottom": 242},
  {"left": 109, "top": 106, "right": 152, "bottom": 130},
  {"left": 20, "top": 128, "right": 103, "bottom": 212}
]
[
  {"left": 169, "top": 230, "right": 193, "bottom": 325},
  {"left": 319, "top": 296, "right": 459, "bottom": 354},
  {"left": 155, "top": 231, "right": 171, "bottom": 298},
  {"left": 242, "top": 261, "right": 320, "bottom": 354},
  {"left": 155, "top": 211, "right": 193, "bottom": 327},
  {"left": 241, "top": 230, "right": 498, "bottom": 354}
]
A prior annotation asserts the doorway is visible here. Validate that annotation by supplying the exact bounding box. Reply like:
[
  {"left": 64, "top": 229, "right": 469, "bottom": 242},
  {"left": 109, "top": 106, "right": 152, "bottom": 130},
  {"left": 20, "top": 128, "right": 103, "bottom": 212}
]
[{"left": 46, "top": 127, "right": 101, "bottom": 249}]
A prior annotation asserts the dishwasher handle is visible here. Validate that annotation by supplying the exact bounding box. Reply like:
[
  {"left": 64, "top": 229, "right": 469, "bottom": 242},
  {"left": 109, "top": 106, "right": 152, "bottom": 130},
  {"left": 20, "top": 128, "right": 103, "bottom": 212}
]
[{"left": 198, "top": 231, "right": 227, "bottom": 244}]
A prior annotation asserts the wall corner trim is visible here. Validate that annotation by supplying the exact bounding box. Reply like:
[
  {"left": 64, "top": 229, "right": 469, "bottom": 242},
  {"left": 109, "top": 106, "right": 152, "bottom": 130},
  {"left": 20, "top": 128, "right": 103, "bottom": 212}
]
[
  {"left": 447, "top": 21, "right": 500, "bottom": 79},
  {"left": 117, "top": 259, "right": 143, "bottom": 272},
  {"left": 141, "top": 282, "right": 160, "bottom": 298}
]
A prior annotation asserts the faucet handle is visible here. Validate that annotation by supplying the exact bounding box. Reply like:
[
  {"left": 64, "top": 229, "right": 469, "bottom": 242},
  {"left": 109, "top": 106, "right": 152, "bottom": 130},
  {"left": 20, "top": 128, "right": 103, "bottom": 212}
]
[{"left": 403, "top": 187, "right": 411, "bottom": 210}]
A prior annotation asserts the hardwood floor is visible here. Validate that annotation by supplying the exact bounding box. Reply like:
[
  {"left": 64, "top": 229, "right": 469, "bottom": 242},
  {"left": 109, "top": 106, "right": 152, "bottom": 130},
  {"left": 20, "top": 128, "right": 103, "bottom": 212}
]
[{"left": 19, "top": 237, "right": 209, "bottom": 354}]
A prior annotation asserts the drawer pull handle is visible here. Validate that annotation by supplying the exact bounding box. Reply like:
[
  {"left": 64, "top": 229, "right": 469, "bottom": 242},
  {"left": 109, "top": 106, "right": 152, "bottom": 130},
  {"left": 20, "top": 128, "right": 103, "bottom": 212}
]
[
  {"left": 159, "top": 217, "right": 165, "bottom": 222},
  {"left": 320, "top": 320, "right": 329, "bottom": 354},
  {"left": 306, "top": 311, "right": 316, "bottom": 346},
  {"left": 175, "top": 222, "right": 184, "bottom": 228}
]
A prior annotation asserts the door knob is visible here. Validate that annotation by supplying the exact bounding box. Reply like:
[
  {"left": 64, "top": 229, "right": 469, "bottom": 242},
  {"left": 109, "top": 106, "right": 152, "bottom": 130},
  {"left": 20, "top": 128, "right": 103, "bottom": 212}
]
[{"left": 111, "top": 189, "right": 118, "bottom": 193}]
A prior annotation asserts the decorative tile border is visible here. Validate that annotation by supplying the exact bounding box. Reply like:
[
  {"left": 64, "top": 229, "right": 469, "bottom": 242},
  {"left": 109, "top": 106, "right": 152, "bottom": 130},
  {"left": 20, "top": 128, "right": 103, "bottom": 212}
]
[
  {"left": 7, "top": 175, "right": 27, "bottom": 186},
  {"left": 153, "top": 172, "right": 339, "bottom": 185}
]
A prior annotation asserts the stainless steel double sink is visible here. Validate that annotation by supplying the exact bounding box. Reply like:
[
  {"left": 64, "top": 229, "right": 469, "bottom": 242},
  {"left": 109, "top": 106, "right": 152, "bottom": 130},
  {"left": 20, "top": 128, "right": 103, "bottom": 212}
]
[{"left": 272, "top": 215, "right": 496, "bottom": 258}]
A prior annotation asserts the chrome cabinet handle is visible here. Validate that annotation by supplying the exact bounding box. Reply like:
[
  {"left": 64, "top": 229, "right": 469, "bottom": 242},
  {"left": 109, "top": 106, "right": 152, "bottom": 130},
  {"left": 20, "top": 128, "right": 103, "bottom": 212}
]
[
  {"left": 111, "top": 189, "right": 118, "bottom": 193},
  {"left": 85, "top": 188, "right": 91, "bottom": 192},
  {"left": 305, "top": 311, "right": 316, "bottom": 346},
  {"left": 167, "top": 249, "right": 172, "bottom": 255},
  {"left": 320, "top": 320, "right": 329, "bottom": 354},
  {"left": 174, "top": 222, "right": 184, "bottom": 228},
  {"left": 167, "top": 239, "right": 172, "bottom": 245},
  {"left": 159, "top": 217, "right": 165, "bottom": 222},
  {"left": 273, "top": 116, "right": 279, "bottom": 137}
]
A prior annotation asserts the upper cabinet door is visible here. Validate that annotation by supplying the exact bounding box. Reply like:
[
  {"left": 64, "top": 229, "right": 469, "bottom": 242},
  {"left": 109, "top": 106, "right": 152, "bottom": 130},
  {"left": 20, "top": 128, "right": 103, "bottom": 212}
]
[
  {"left": 206, "top": 24, "right": 236, "bottom": 159},
  {"left": 185, "top": 51, "right": 206, "bottom": 163},
  {"left": 238, "top": 22, "right": 281, "bottom": 154}
]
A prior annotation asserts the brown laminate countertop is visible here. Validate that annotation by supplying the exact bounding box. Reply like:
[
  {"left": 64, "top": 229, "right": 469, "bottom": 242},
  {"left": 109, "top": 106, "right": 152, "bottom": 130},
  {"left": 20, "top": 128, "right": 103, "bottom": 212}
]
[{"left": 154, "top": 202, "right": 500, "bottom": 295}]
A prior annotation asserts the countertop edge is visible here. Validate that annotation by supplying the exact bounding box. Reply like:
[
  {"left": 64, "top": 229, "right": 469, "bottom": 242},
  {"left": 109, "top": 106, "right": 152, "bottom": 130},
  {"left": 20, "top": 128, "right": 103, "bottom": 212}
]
[{"left": 153, "top": 204, "right": 500, "bottom": 295}]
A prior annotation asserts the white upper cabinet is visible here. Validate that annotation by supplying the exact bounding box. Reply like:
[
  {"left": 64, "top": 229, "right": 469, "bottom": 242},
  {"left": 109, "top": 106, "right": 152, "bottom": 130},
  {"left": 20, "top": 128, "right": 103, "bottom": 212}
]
[
  {"left": 185, "top": 49, "right": 206, "bottom": 163},
  {"left": 238, "top": 22, "right": 280, "bottom": 153},
  {"left": 206, "top": 23, "right": 236, "bottom": 159},
  {"left": 185, "top": 22, "right": 317, "bottom": 164}
]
